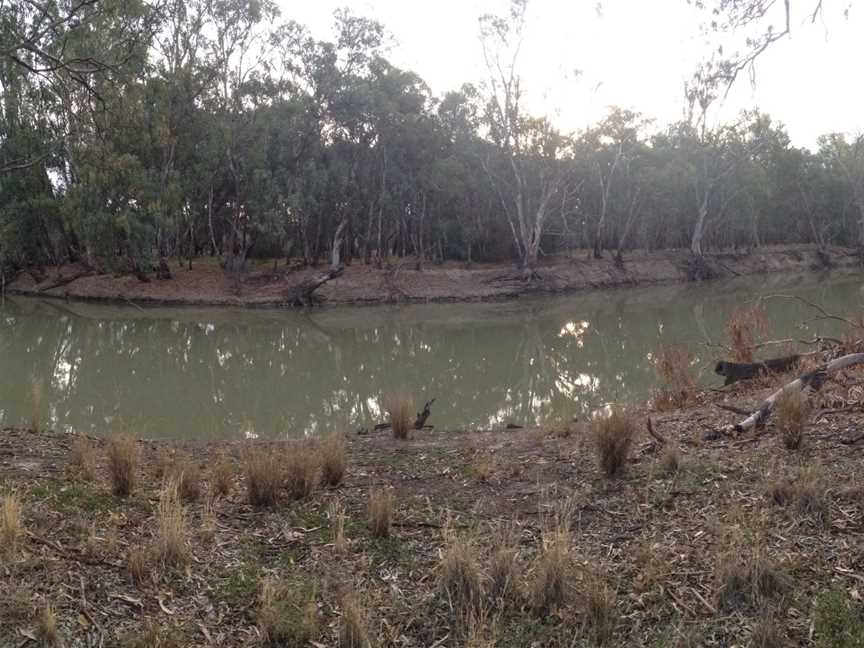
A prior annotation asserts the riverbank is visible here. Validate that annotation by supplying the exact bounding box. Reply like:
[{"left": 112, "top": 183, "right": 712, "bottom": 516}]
[
  {"left": 3, "top": 372, "right": 864, "bottom": 646},
  {"left": 6, "top": 244, "right": 860, "bottom": 308}
]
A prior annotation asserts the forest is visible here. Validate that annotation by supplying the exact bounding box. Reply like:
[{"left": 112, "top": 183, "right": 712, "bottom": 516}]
[{"left": 1, "top": 0, "right": 863, "bottom": 283}]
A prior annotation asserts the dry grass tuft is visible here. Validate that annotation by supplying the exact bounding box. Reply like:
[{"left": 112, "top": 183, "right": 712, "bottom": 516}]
[
  {"left": 211, "top": 452, "right": 234, "bottom": 498},
  {"left": 653, "top": 345, "right": 698, "bottom": 410},
  {"left": 1, "top": 493, "right": 23, "bottom": 560},
  {"left": 715, "top": 545, "right": 786, "bottom": 611},
  {"left": 320, "top": 434, "right": 347, "bottom": 487},
  {"left": 166, "top": 455, "right": 202, "bottom": 502},
  {"left": 69, "top": 435, "right": 97, "bottom": 481},
  {"left": 750, "top": 611, "right": 785, "bottom": 648},
  {"left": 659, "top": 443, "right": 682, "bottom": 476},
  {"left": 776, "top": 389, "right": 810, "bottom": 450},
  {"left": 36, "top": 602, "right": 59, "bottom": 646},
  {"left": 107, "top": 433, "right": 139, "bottom": 497},
  {"left": 583, "top": 577, "right": 617, "bottom": 646},
  {"left": 154, "top": 478, "right": 187, "bottom": 567},
  {"left": 438, "top": 528, "right": 484, "bottom": 615},
  {"left": 338, "top": 591, "right": 370, "bottom": 648},
  {"left": 488, "top": 525, "right": 521, "bottom": 604},
  {"left": 330, "top": 499, "right": 348, "bottom": 554},
  {"left": 468, "top": 452, "right": 497, "bottom": 482},
  {"left": 257, "top": 579, "right": 319, "bottom": 646},
  {"left": 127, "top": 546, "right": 150, "bottom": 586},
  {"left": 200, "top": 495, "right": 217, "bottom": 544},
  {"left": 386, "top": 393, "right": 413, "bottom": 440},
  {"left": 592, "top": 408, "right": 636, "bottom": 478},
  {"left": 767, "top": 466, "right": 829, "bottom": 523},
  {"left": 243, "top": 444, "right": 283, "bottom": 507},
  {"left": 368, "top": 487, "right": 394, "bottom": 538},
  {"left": 530, "top": 527, "right": 573, "bottom": 615},
  {"left": 726, "top": 305, "right": 769, "bottom": 362},
  {"left": 285, "top": 441, "right": 321, "bottom": 500}
]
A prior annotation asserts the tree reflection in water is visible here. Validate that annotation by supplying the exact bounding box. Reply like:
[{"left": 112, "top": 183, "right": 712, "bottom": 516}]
[{"left": 0, "top": 273, "right": 858, "bottom": 439}]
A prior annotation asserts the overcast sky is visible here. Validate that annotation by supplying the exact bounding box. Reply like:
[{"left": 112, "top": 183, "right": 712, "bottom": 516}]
[{"left": 279, "top": 0, "right": 862, "bottom": 149}]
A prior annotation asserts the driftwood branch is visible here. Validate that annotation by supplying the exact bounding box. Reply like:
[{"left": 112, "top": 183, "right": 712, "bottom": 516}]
[
  {"left": 734, "top": 353, "right": 864, "bottom": 433},
  {"left": 414, "top": 399, "right": 435, "bottom": 429},
  {"left": 646, "top": 418, "right": 666, "bottom": 445},
  {"left": 36, "top": 269, "right": 92, "bottom": 292},
  {"left": 284, "top": 265, "right": 344, "bottom": 306}
]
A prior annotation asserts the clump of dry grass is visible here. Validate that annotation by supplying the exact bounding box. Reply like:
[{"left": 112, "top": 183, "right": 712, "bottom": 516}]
[
  {"left": 257, "top": 579, "right": 319, "bottom": 646},
  {"left": 468, "top": 452, "right": 497, "bottom": 482},
  {"left": 658, "top": 443, "right": 682, "bottom": 476},
  {"left": 127, "top": 546, "right": 150, "bottom": 586},
  {"left": 211, "top": 452, "right": 234, "bottom": 498},
  {"left": 750, "top": 611, "right": 785, "bottom": 648},
  {"left": 726, "top": 305, "right": 769, "bottom": 362},
  {"left": 320, "top": 434, "right": 347, "bottom": 487},
  {"left": 767, "top": 466, "right": 829, "bottom": 523},
  {"left": 338, "top": 591, "right": 370, "bottom": 648},
  {"left": 330, "top": 499, "right": 348, "bottom": 554},
  {"left": 368, "top": 487, "right": 394, "bottom": 538},
  {"left": 438, "top": 527, "right": 484, "bottom": 615},
  {"left": 714, "top": 545, "right": 786, "bottom": 611},
  {"left": 488, "top": 525, "right": 521, "bottom": 605},
  {"left": 386, "top": 393, "right": 413, "bottom": 440},
  {"left": 166, "top": 455, "right": 202, "bottom": 502},
  {"left": 1, "top": 493, "right": 23, "bottom": 560},
  {"left": 652, "top": 345, "right": 698, "bottom": 410},
  {"left": 36, "top": 602, "right": 59, "bottom": 646},
  {"left": 200, "top": 495, "right": 217, "bottom": 544},
  {"left": 68, "top": 435, "right": 96, "bottom": 481},
  {"left": 106, "top": 434, "right": 139, "bottom": 497},
  {"left": 776, "top": 388, "right": 810, "bottom": 450},
  {"left": 285, "top": 441, "right": 321, "bottom": 500},
  {"left": 583, "top": 577, "right": 617, "bottom": 646},
  {"left": 154, "top": 478, "right": 187, "bottom": 567},
  {"left": 243, "top": 444, "right": 283, "bottom": 508},
  {"left": 530, "top": 526, "right": 573, "bottom": 615},
  {"left": 592, "top": 408, "right": 636, "bottom": 478}
]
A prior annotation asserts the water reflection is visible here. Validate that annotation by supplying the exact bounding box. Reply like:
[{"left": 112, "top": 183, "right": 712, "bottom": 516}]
[{"left": 0, "top": 271, "right": 861, "bottom": 439}]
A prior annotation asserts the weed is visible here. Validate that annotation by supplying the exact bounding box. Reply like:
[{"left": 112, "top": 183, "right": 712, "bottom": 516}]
[
  {"left": 127, "top": 546, "right": 150, "bottom": 586},
  {"left": 330, "top": 499, "right": 348, "bottom": 554},
  {"left": 257, "top": 579, "right": 319, "bottom": 646},
  {"left": 68, "top": 436, "right": 96, "bottom": 481},
  {"left": 200, "top": 495, "right": 217, "bottom": 544},
  {"left": 154, "top": 478, "right": 187, "bottom": 567},
  {"left": 726, "top": 306, "right": 769, "bottom": 363},
  {"left": 750, "top": 611, "right": 785, "bottom": 648},
  {"left": 776, "top": 389, "right": 809, "bottom": 450},
  {"left": 583, "top": 577, "right": 617, "bottom": 646},
  {"left": 36, "top": 602, "right": 59, "bottom": 646},
  {"left": 468, "top": 452, "right": 497, "bottom": 482},
  {"left": 659, "top": 444, "right": 682, "bottom": 476},
  {"left": 285, "top": 441, "right": 321, "bottom": 500},
  {"left": 243, "top": 444, "right": 282, "bottom": 507},
  {"left": 592, "top": 408, "right": 636, "bottom": 478},
  {"left": 438, "top": 528, "right": 484, "bottom": 615},
  {"left": 321, "top": 434, "right": 347, "bottom": 487},
  {"left": 338, "top": 591, "right": 370, "bottom": 648},
  {"left": 766, "top": 466, "right": 829, "bottom": 524},
  {"left": 653, "top": 346, "right": 697, "bottom": 410},
  {"left": 530, "top": 527, "right": 572, "bottom": 615},
  {"left": 166, "top": 455, "right": 201, "bottom": 502},
  {"left": 386, "top": 393, "right": 413, "bottom": 440},
  {"left": 715, "top": 545, "right": 785, "bottom": 611},
  {"left": 107, "top": 434, "right": 139, "bottom": 497},
  {"left": 488, "top": 525, "right": 521, "bottom": 605},
  {"left": 211, "top": 452, "right": 234, "bottom": 498},
  {"left": 813, "top": 587, "right": 864, "bottom": 648},
  {"left": 368, "top": 487, "right": 393, "bottom": 538},
  {"left": 1, "top": 493, "right": 22, "bottom": 559}
]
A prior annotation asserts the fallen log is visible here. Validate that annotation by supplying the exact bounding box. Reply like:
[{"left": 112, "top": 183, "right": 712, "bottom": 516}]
[
  {"left": 734, "top": 352, "right": 864, "bottom": 433},
  {"left": 284, "top": 265, "right": 344, "bottom": 306},
  {"left": 36, "top": 268, "right": 92, "bottom": 292},
  {"left": 714, "top": 353, "right": 810, "bottom": 385},
  {"left": 414, "top": 398, "right": 435, "bottom": 429}
]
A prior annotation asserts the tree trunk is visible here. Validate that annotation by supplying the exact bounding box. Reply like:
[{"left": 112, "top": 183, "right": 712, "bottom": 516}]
[
  {"left": 331, "top": 218, "right": 348, "bottom": 270},
  {"left": 691, "top": 195, "right": 708, "bottom": 256}
]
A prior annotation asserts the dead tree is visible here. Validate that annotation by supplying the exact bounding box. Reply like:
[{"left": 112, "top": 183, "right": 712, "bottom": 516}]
[
  {"left": 283, "top": 266, "right": 344, "bottom": 307},
  {"left": 414, "top": 399, "right": 435, "bottom": 429}
]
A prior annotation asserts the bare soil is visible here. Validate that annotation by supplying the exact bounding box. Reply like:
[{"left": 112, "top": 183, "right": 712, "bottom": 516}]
[
  {"left": 7, "top": 245, "right": 858, "bottom": 308},
  {"left": 3, "top": 368, "right": 864, "bottom": 646}
]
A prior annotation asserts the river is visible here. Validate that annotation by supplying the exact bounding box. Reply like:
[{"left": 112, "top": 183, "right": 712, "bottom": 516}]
[{"left": 0, "top": 270, "right": 861, "bottom": 439}]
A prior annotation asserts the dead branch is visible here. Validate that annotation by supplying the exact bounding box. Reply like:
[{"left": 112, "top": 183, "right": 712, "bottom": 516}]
[
  {"left": 414, "top": 399, "right": 435, "bottom": 430},
  {"left": 283, "top": 265, "right": 344, "bottom": 306},
  {"left": 758, "top": 294, "right": 860, "bottom": 328},
  {"left": 733, "top": 353, "right": 864, "bottom": 433},
  {"left": 645, "top": 418, "right": 666, "bottom": 445}
]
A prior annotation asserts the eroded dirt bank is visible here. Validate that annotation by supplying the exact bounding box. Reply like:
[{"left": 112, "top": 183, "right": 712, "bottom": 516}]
[
  {"left": 3, "top": 367, "right": 864, "bottom": 646},
  {"left": 6, "top": 244, "right": 860, "bottom": 308}
]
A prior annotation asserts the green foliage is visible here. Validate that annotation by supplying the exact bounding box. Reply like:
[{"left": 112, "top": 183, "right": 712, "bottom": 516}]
[{"left": 813, "top": 588, "right": 864, "bottom": 648}]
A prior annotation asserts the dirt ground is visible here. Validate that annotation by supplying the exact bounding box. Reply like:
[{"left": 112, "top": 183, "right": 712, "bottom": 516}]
[
  {"left": 3, "top": 366, "right": 864, "bottom": 647},
  {"left": 7, "top": 244, "right": 859, "bottom": 308}
]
